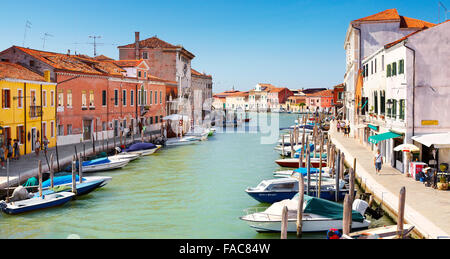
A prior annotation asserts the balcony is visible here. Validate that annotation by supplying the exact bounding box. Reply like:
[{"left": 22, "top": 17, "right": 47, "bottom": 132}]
[{"left": 29, "top": 106, "right": 43, "bottom": 118}]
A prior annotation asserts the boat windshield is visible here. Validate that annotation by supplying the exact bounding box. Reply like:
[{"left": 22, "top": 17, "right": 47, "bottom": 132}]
[{"left": 256, "top": 182, "right": 267, "bottom": 189}]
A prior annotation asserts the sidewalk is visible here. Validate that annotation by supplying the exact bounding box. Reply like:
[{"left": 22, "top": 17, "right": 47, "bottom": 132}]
[
  {"left": 329, "top": 123, "right": 450, "bottom": 239},
  {"left": 0, "top": 132, "right": 159, "bottom": 190}
]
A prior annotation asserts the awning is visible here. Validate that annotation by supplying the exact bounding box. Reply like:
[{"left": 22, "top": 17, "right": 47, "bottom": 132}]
[
  {"left": 368, "top": 132, "right": 402, "bottom": 144},
  {"left": 412, "top": 132, "right": 450, "bottom": 148},
  {"left": 368, "top": 124, "right": 379, "bottom": 131}
]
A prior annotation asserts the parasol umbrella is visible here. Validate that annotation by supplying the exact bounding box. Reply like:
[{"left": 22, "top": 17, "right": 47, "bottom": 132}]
[{"left": 394, "top": 144, "right": 420, "bottom": 153}]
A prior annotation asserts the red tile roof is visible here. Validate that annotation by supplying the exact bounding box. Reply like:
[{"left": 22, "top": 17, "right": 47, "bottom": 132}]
[
  {"left": 93, "top": 55, "right": 114, "bottom": 61},
  {"left": 111, "top": 60, "right": 143, "bottom": 68},
  {"left": 191, "top": 68, "right": 212, "bottom": 78},
  {"left": 118, "top": 36, "right": 178, "bottom": 49},
  {"left": 227, "top": 91, "right": 249, "bottom": 97},
  {"left": 307, "top": 89, "right": 334, "bottom": 97},
  {"left": 14, "top": 46, "right": 124, "bottom": 76},
  {"left": 269, "top": 87, "right": 289, "bottom": 93},
  {"left": 0, "top": 61, "right": 45, "bottom": 81},
  {"left": 352, "top": 8, "right": 435, "bottom": 29}
]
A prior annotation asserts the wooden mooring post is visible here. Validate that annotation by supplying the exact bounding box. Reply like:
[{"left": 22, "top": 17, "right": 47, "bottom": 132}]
[
  {"left": 397, "top": 187, "right": 406, "bottom": 239},
  {"left": 290, "top": 130, "right": 294, "bottom": 158},
  {"left": 281, "top": 205, "right": 289, "bottom": 239},
  {"left": 50, "top": 153, "right": 54, "bottom": 189},
  {"left": 71, "top": 156, "right": 77, "bottom": 195},
  {"left": 297, "top": 174, "right": 305, "bottom": 238},
  {"left": 342, "top": 194, "right": 352, "bottom": 235},
  {"left": 38, "top": 160, "right": 42, "bottom": 197},
  {"left": 306, "top": 144, "right": 311, "bottom": 196},
  {"left": 318, "top": 132, "right": 323, "bottom": 198},
  {"left": 335, "top": 151, "right": 341, "bottom": 202},
  {"left": 281, "top": 133, "right": 285, "bottom": 158},
  {"left": 79, "top": 153, "right": 83, "bottom": 183}
]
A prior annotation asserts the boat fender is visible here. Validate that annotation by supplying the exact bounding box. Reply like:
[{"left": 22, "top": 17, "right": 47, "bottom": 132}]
[
  {"left": 352, "top": 199, "right": 369, "bottom": 216},
  {"left": 115, "top": 147, "right": 122, "bottom": 153},
  {"left": 326, "top": 228, "right": 342, "bottom": 239}
]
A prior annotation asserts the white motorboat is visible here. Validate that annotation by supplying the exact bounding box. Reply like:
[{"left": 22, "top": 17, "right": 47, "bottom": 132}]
[
  {"left": 240, "top": 195, "right": 370, "bottom": 233},
  {"left": 273, "top": 168, "right": 332, "bottom": 178},
  {"left": 165, "top": 136, "right": 201, "bottom": 146},
  {"left": 109, "top": 153, "right": 141, "bottom": 162},
  {"left": 0, "top": 192, "right": 75, "bottom": 215},
  {"left": 120, "top": 143, "right": 161, "bottom": 156},
  {"left": 81, "top": 157, "right": 130, "bottom": 173}
]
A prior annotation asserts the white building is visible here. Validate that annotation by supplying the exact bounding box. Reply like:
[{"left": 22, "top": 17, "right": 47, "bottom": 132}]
[
  {"left": 343, "top": 8, "right": 435, "bottom": 139},
  {"left": 360, "top": 20, "right": 450, "bottom": 172}
]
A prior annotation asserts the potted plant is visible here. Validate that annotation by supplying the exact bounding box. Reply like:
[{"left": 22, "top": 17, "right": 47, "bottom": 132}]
[{"left": 437, "top": 175, "right": 448, "bottom": 190}]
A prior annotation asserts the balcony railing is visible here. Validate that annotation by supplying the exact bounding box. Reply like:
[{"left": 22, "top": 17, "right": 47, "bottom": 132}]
[{"left": 29, "top": 106, "right": 43, "bottom": 118}]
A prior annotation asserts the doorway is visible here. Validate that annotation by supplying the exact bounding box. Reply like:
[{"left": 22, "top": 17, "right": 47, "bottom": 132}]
[{"left": 83, "top": 120, "right": 92, "bottom": 140}]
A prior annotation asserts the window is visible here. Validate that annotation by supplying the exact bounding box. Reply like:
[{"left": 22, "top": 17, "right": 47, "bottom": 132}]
[
  {"left": 144, "top": 90, "right": 147, "bottom": 105},
  {"left": 50, "top": 91, "right": 54, "bottom": 106},
  {"left": 149, "top": 91, "right": 153, "bottom": 105},
  {"left": 67, "top": 90, "right": 72, "bottom": 107},
  {"left": 399, "top": 99, "right": 405, "bottom": 120},
  {"left": 138, "top": 71, "right": 142, "bottom": 78},
  {"left": 387, "top": 99, "right": 392, "bottom": 118},
  {"left": 42, "top": 122, "right": 47, "bottom": 138},
  {"left": 374, "top": 91, "right": 378, "bottom": 114},
  {"left": 122, "top": 90, "right": 127, "bottom": 106},
  {"left": 58, "top": 124, "right": 64, "bottom": 136},
  {"left": 382, "top": 55, "right": 385, "bottom": 71},
  {"left": 89, "top": 90, "right": 94, "bottom": 107},
  {"left": 375, "top": 58, "right": 377, "bottom": 73},
  {"left": 138, "top": 90, "right": 141, "bottom": 105},
  {"left": 2, "top": 89, "right": 10, "bottom": 108},
  {"left": 392, "top": 99, "right": 398, "bottom": 119},
  {"left": 149, "top": 117, "right": 153, "bottom": 125},
  {"left": 102, "top": 90, "right": 107, "bottom": 106},
  {"left": 130, "top": 90, "right": 134, "bottom": 106},
  {"left": 155, "top": 116, "right": 158, "bottom": 124},
  {"left": 380, "top": 91, "right": 385, "bottom": 115},
  {"left": 114, "top": 89, "right": 119, "bottom": 106},
  {"left": 67, "top": 124, "right": 73, "bottom": 135},
  {"left": 81, "top": 90, "right": 87, "bottom": 107},
  {"left": 50, "top": 121, "right": 54, "bottom": 137},
  {"left": 42, "top": 90, "right": 47, "bottom": 107},
  {"left": 123, "top": 119, "right": 127, "bottom": 129},
  {"left": 58, "top": 90, "right": 64, "bottom": 107},
  {"left": 17, "top": 89, "right": 23, "bottom": 108},
  {"left": 371, "top": 61, "right": 373, "bottom": 75},
  {"left": 387, "top": 64, "right": 392, "bottom": 77},
  {"left": 143, "top": 52, "right": 148, "bottom": 59},
  {"left": 154, "top": 91, "right": 157, "bottom": 104},
  {"left": 399, "top": 59, "right": 404, "bottom": 74},
  {"left": 102, "top": 122, "right": 107, "bottom": 131},
  {"left": 160, "top": 91, "right": 162, "bottom": 104},
  {"left": 17, "top": 125, "right": 25, "bottom": 144},
  {"left": 392, "top": 62, "right": 397, "bottom": 76}
]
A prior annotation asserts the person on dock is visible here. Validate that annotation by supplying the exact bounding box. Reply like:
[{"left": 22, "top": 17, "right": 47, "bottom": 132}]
[
  {"left": 35, "top": 139, "right": 40, "bottom": 156},
  {"left": 6, "top": 139, "right": 13, "bottom": 161},
  {"left": 337, "top": 121, "right": 341, "bottom": 132},
  {"left": 43, "top": 136, "right": 49, "bottom": 155},
  {"left": 0, "top": 144, "right": 5, "bottom": 169},
  {"left": 13, "top": 139, "right": 20, "bottom": 160},
  {"left": 374, "top": 150, "right": 383, "bottom": 175}
]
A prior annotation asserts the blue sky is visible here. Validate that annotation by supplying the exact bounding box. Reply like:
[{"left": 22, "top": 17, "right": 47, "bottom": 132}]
[{"left": 0, "top": 0, "right": 445, "bottom": 92}]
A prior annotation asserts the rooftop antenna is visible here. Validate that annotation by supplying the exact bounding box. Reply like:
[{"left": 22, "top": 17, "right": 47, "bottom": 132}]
[
  {"left": 22, "top": 20, "right": 32, "bottom": 47},
  {"left": 41, "top": 33, "right": 53, "bottom": 49},
  {"left": 438, "top": 1, "right": 448, "bottom": 23},
  {"left": 88, "top": 35, "right": 102, "bottom": 57}
]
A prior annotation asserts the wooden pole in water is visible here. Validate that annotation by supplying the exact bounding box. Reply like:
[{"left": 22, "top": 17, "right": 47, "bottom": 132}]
[
  {"left": 281, "top": 205, "right": 288, "bottom": 239},
  {"left": 6, "top": 158, "right": 10, "bottom": 203},
  {"left": 335, "top": 151, "right": 341, "bottom": 202},
  {"left": 71, "top": 155, "right": 77, "bottom": 195},
  {"left": 50, "top": 153, "right": 54, "bottom": 189},
  {"left": 340, "top": 152, "right": 345, "bottom": 181},
  {"left": 318, "top": 132, "right": 323, "bottom": 198},
  {"left": 79, "top": 153, "right": 83, "bottom": 183},
  {"left": 297, "top": 174, "right": 304, "bottom": 238},
  {"left": 281, "top": 133, "right": 285, "bottom": 158},
  {"left": 342, "top": 194, "right": 351, "bottom": 235},
  {"left": 306, "top": 144, "right": 311, "bottom": 196},
  {"left": 38, "top": 160, "right": 42, "bottom": 197},
  {"left": 397, "top": 186, "right": 406, "bottom": 239},
  {"left": 349, "top": 167, "right": 355, "bottom": 203},
  {"left": 290, "top": 130, "right": 294, "bottom": 158}
]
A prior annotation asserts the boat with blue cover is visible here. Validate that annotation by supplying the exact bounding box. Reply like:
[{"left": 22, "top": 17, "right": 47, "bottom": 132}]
[
  {"left": 0, "top": 192, "right": 75, "bottom": 215},
  {"left": 40, "top": 175, "right": 111, "bottom": 195},
  {"left": 123, "top": 142, "right": 161, "bottom": 156},
  {"left": 245, "top": 177, "right": 350, "bottom": 203},
  {"left": 35, "top": 179, "right": 104, "bottom": 197},
  {"left": 81, "top": 157, "right": 129, "bottom": 173}
]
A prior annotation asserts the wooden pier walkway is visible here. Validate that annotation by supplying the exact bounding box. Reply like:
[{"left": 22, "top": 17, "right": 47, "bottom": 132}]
[{"left": 329, "top": 123, "right": 450, "bottom": 239}]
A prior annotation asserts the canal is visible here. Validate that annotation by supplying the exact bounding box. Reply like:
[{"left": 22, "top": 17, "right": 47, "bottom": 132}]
[{"left": 0, "top": 113, "right": 393, "bottom": 239}]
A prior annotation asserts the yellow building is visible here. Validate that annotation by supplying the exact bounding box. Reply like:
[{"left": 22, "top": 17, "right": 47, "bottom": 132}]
[{"left": 0, "top": 62, "right": 57, "bottom": 156}]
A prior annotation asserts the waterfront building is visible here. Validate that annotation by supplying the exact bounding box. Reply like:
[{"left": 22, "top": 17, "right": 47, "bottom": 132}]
[
  {"left": 359, "top": 20, "right": 450, "bottom": 172},
  {"left": 212, "top": 89, "right": 240, "bottom": 110},
  {"left": 0, "top": 46, "right": 169, "bottom": 146},
  {"left": 248, "top": 83, "right": 276, "bottom": 112},
  {"left": 118, "top": 33, "right": 196, "bottom": 117},
  {"left": 305, "top": 89, "right": 334, "bottom": 112},
  {"left": 343, "top": 8, "right": 435, "bottom": 138},
  {"left": 333, "top": 83, "right": 345, "bottom": 115},
  {"left": 191, "top": 68, "right": 213, "bottom": 123},
  {"left": 267, "top": 87, "right": 294, "bottom": 112},
  {"left": 225, "top": 91, "right": 249, "bottom": 112},
  {"left": 286, "top": 95, "right": 307, "bottom": 113},
  {"left": 0, "top": 62, "right": 57, "bottom": 155}
]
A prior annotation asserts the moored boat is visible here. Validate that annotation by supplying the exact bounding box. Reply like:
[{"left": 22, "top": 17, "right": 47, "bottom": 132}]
[
  {"left": 165, "top": 136, "right": 202, "bottom": 146},
  {"left": 0, "top": 192, "right": 75, "bottom": 215},
  {"left": 81, "top": 157, "right": 129, "bottom": 173},
  {"left": 275, "top": 158, "right": 327, "bottom": 168},
  {"left": 240, "top": 195, "right": 370, "bottom": 233}
]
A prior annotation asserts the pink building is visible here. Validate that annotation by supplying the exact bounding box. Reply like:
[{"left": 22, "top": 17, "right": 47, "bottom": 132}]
[{"left": 306, "top": 89, "right": 334, "bottom": 111}]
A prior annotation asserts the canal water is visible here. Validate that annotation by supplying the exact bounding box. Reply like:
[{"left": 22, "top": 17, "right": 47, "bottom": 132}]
[{"left": 0, "top": 113, "right": 393, "bottom": 239}]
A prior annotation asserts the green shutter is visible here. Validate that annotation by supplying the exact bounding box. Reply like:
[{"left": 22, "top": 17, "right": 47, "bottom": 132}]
[{"left": 387, "top": 64, "right": 391, "bottom": 77}]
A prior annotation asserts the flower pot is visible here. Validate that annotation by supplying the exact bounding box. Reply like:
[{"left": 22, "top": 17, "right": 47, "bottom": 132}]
[{"left": 437, "top": 182, "right": 448, "bottom": 190}]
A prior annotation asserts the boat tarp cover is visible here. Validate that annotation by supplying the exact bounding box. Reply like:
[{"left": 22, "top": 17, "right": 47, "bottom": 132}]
[
  {"left": 23, "top": 177, "right": 38, "bottom": 187},
  {"left": 126, "top": 143, "right": 156, "bottom": 152},
  {"left": 82, "top": 157, "right": 111, "bottom": 167},
  {"left": 293, "top": 168, "right": 323, "bottom": 175},
  {"left": 42, "top": 175, "right": 85, "bottom": 188},
  {"left": 303, "top": 195, "right": 365, "bottom": 223}
]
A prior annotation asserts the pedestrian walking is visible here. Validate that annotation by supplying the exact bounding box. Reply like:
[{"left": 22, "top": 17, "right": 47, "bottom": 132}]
[
  {"left": 35, "top": 139, "right": 40, "bottom": 156},
  {"left": 374, "top": 150, "right": 383, "bottom": 174},
  {"left": 6, "top": 139, "right": 13, "bottom": 160},
  {"left": 13, "top": 139, "right": 20, "bottom": 160},
  {"left": 43, "top": 136, "right": 49, "bottom": 155},
  {"left": 0, "top": 144, "right": 5, "bottom": 169},
  {"left": 337, "top": 121, "right": 341, "bottom": 132}
]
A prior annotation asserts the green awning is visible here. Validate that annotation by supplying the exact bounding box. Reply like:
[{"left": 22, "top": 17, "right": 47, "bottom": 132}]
[
  {"left": 368, "top": 132, "right": 401, "bottom": 144},
  {"left": 368, "top": 124, "right": 379, "bottom": 131}
]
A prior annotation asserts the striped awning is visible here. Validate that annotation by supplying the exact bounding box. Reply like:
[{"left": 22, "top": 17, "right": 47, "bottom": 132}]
[{"left": 368, "top": 132, "right": 402, "bottom": 144}]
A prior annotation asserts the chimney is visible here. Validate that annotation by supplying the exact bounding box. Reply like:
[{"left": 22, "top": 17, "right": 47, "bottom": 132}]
[
  {"left": 67, "top": 49, "right": 71, "bottom": 56},
  {"left": 135, "top": 32, "right": 140, "bottom": 60}
]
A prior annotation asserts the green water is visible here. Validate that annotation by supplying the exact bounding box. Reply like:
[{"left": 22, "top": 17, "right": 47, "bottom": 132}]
[{"left": 0, "top": 113, "right": 393, "bottom": 239}]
